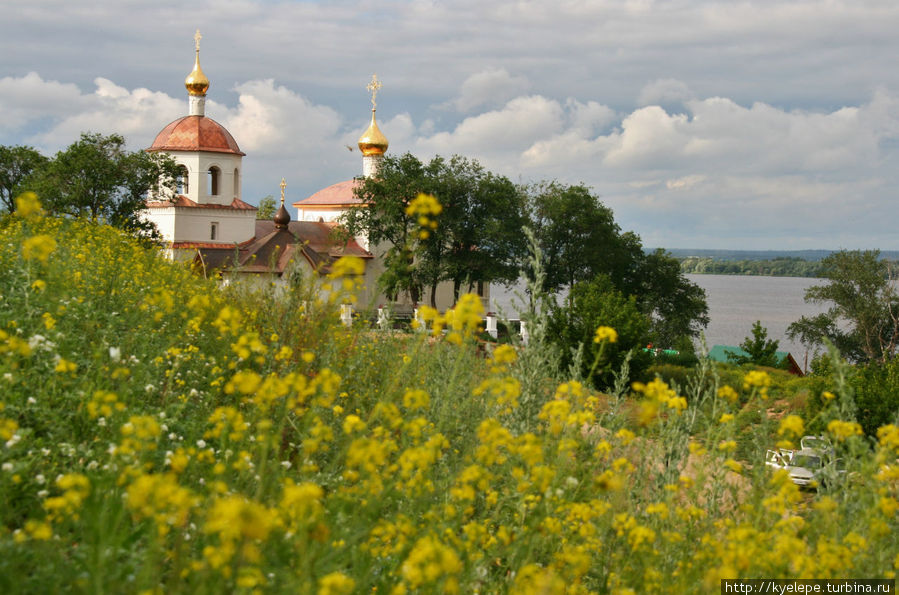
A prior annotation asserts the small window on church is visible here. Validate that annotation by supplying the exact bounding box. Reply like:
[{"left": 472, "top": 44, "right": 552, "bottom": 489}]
[
  {"left": 208, "top": 166, "right": 221, "bottom": 196},
  {"left": 233, "top": 168, "right": 239, "bottom": 198},
  {"left": 210, "top": 222, "right": 219, "bottom": 240},
  {"left": 176, "top": 166, "right": 189, "bottom": 195}
]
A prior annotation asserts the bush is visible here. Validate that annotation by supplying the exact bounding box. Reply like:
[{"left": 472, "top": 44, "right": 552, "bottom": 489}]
[
  {"left": 850, "top": 358, "right": 899, "bottom": 435},
  {"left": 548, "top": 274, "right": 652, "bottom": 388},
  {"left": 644, "top": 363, "right": 694, "bottom": 390}
]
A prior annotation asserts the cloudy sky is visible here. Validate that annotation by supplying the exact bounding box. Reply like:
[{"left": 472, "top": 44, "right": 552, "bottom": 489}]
[{"left": 2, "top": 0, "right": 898, "bottom": 250}]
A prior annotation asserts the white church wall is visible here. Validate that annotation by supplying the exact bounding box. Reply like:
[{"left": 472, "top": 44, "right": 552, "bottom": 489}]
[
  {"left": 173, "top": 209, "right": 256, "bottom": 244},
  {"left": 168, "top": 152, "right": 202, "bottom": 203},
  {"left": 145, "top": 207, "right": 177, "bottom": 242},
  {"left": 161, "top": 151, "right": 242, "bottom": 205},
  {"left": 197, "top": 153, "right": 241, "bottom": 204},
  {"left": 297, "top": 207, "right": 344, "bottom": 223}
]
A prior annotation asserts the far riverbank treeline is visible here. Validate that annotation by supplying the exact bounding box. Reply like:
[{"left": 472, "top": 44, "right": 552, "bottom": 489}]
[
  {"left": 679, "top": 256, "right": 824, "bottom": 277},
  {"left": 668, "top": 249, "right": 899, "bottom": 277}
]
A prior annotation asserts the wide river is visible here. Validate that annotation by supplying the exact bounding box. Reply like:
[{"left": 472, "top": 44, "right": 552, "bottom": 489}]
[{"left": 490, "top": 274, "right": 828, "bottom": 363}]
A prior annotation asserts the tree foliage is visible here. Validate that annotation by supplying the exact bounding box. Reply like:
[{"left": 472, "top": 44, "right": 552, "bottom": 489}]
[
  {"left": 634, "top": 248, "right": 709, "bottom": 347},
  {"left": 343, "top": 153, "right": 528, "bottom": 306},
  {"left": 679, "top": 255, "right": 824, "bottom": 277},
  {"left": 256, "top": 195, "right": 277, "bottom": 220},
  {"left": 727, "top": 321, "right": 780, "bottom": 367},
  {"left": 342, "top": 153, "right": 429, "bottom": 303},
  {"left": 849, "top": 358, "right": 899, "bottom": 436},
  {"left": 526, "top": 182, "right": 708, "bottom": 346},
  {"left": 342, "top": 153, "right": 707, "bottom": 349},
  {"left": 527, "top": 182, "right": 636, "bottom": 293},
  {"left": 787, "top": 250, "right": 899, "bottom": 363},
  {"left": 26, "top": 132, "right": 179, "bottom": 240},
  {"left": 0, "top": 145, "right": 48, "bottom": 213},
  {"left": 549, "top": 274, "right": 652, "bottom": 388}
]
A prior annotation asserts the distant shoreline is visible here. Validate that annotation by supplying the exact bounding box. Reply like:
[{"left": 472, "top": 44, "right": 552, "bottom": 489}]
[
  {"left": 665, "top": 249, "right": 899, "bottom": 278},
  {"left": 660, "top": 248, "right": 899, "bottom": 261}
]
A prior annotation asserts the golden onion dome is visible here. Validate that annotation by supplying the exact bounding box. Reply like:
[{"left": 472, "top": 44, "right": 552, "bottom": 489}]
[
  {"left": 185, "top": 50, "right": 210, "bottom": 96},
  {"left": 358, "top": 109, "right": 389, "bottom": 156}
]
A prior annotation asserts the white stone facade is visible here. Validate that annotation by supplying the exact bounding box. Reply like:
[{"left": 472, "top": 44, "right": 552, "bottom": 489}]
[
  {"left": 146, "top": 204, "right": 256, "bottom": 245},
  {"left": 163, "top": 151, "right": 242, "bottom": 205}
]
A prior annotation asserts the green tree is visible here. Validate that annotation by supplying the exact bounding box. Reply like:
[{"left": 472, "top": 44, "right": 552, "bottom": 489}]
[
  {"left": 256, "top": 195, "right": 277, "bottom": 220},
  {"left": 0, "top": 145, "right": 48, "bottom": 213},
  {"left": 787, "top": 250, "right": 899, "bottom": 363},
  {"left": 342, "top": 153, "right": 429, "bottom": 303},
  {"left": 849, "top": 358, "right": 899, "bottom": 436},
  {"left": 727, "top": 321, "right": 780, "bottom": 367},
  {"left": 343, "top": 152, "right": 528, "bottom": 307},
  {"left": 526, "top": 182, "right": 707, "bottom": 347},
  {"left": 548, "top": 274, "right": 652, "bottom": 389},
  {"left": 430, "top": 155, "right": 527, "bottom": 303},
  {"left": 27, "top": 132, "right": 179, "bottom": 240},
  {"left": 634, "top": 249, "right": 709, "bottom": 347},
  {"left": 527, "top": 182, "right": 638, "bottom": 294}
]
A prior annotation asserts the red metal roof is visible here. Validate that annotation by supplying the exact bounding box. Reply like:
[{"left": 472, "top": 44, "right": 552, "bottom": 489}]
[
  {"left": 145, "top": 196, "right": 257, "bottom": 210},
  {"left": 292, "top": 179, "right": 365, "bottom": 207},
  {"left": 171, "top": 237, "right": 257, "bottom": 250},
  {"left": 147, "top": 115, "right": 245, "bottom": 156}
]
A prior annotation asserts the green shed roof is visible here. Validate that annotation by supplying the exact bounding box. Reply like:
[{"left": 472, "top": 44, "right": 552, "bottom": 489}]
[{"left": 707, "top": 345, "right": 792, "bottom": 363}]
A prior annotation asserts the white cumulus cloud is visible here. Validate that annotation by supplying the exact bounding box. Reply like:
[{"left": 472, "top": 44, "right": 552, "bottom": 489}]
[
  {"left": 450, "top": 68, "right": 530, "bottom": 112},
  {"left": 638, "top": 78, "right": 694, "bottom": 108}
]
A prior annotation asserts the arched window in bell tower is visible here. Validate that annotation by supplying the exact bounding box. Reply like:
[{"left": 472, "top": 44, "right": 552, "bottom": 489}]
[
  {"left": 176, "top": 165, "right": 189, "bottom": 195},
  {"left": 208, "top": 166, "right": 221, "bottom": 196}
]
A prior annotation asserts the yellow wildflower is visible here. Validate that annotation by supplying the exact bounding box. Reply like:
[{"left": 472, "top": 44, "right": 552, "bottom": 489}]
[
  {"left": 328, "top": 256, "right": 365, "bottom": 279},
  {"left": 724, "top": 459, "right": 743, "bottom": 473},
  {"left": 16, "top": 192, "right": 42, "bottom": 217},
  {"left": 615, "top": 428, "right": 636, "bottom": 445},
  {"left": 402, "top": 389, "right": 430, "bottom": 411},
  {"left": 742, "top": 370, "right": 771, "bottom": 398},
  {"left": 54, "top": 358, "right": 77, "bottom": 374},
  {"left": 318, "top": 572, "right": 355, "bottom": 595},
  {"left": 778, "top": 414, "right": 805, "bottom": 439},
  {"left": 827, "top": 419, "right": 863, "bottom": 441},
  {"left": 280, "top": 481, "right": 325, "bottom": 526},
  {"left": 717, "top": 385, "right": 739, "bottom": 403},
  {"left": 877, "top": 424, "right": 899, "bottom": 453},
  {"left": 343, "top": 414, "right": 367, "bottom": 434},
  {"left": 593, "top": 325, "right": 618, "bottom": 343},
  {"left": 491, "top": 343, "right": 518, "bottom": 365},
  {"left": 718, "top": 440, "right": 737, "bottom": 453},
  {"left": 22, "top": 235, "right": 57, "bottom": 264},
  {"left": 224, "top": 370, "right": 262, "bottom": 395},
  {"left": 0, "top": 418, "right": 18, "bottom": 441},
  {"left": 405, "top": 193, "right": 443, "bottom": 217},
  {"left": 400, "top": 535, "right": 461, "bottom": 591}
]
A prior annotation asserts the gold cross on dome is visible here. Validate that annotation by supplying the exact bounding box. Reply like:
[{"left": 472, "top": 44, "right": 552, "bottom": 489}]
[
  {"left": 194, "top": 29, "right": 202, "bottom": 52},
  {"left": 366, "top": 74, "right": 382, "bottom": 109},
  {"left": 280, "top": 178, "right": 287, "bottom": 205}
]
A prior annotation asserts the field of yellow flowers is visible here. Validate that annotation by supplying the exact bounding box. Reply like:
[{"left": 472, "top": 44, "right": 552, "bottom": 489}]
[{"left": 1, "top": 194, "right": 898, "bottom": 594}]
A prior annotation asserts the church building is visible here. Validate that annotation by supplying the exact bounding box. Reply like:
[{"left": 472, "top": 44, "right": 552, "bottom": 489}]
[
  {"left": 143, "top": 32, "right": 373, "bottom": 293},
  {"left": 144, "top": 31, "right": 486, "bottom": 312},
  {"left": 144, "top": 31, "right": 257, "bottom": 259}
]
